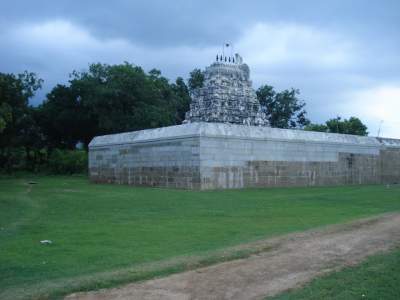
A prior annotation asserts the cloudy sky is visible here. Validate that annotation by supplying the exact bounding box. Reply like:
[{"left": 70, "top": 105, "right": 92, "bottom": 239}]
[{"left": 1, "top": 0, "right": 399, "bottom": 137}]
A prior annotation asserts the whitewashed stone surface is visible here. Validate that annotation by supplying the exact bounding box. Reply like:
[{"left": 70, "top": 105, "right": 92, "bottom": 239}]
[{"left": 184, "top": 55, "right": 267, "bottom": 126}]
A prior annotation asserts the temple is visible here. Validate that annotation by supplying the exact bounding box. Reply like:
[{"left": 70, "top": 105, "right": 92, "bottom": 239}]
[
  {"left": 184, "top": 53, "right": 267, "bottom": 126},
  {"left": 88, "top": 54, "right": 400, "bottom": 189}
]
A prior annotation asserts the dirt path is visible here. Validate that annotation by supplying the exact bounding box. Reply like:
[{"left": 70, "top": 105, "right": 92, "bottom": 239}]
[{"left": 66, "top": 213, "right": 400, "bottom": 300}]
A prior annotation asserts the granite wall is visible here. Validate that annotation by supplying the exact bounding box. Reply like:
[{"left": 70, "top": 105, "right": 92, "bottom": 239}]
[
  {"left": 89, "top": 123, "right": 400, "bottom": 190},
  {"left": 89, "top": 138, "right": 201, "bottom": 189}
]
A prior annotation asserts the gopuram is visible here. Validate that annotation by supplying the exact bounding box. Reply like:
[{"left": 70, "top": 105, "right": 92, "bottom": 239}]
[
  {"left": 184, "top": 53, "right": 267, "bottom": 126},
  {"left": 89, "top": 53, "right": 400, "bottom": 189}
]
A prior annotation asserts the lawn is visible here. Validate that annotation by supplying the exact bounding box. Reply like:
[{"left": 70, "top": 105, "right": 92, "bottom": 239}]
[
  {"left": 1, "top": 175, "right": 400, "bottom": 299},
  {"left": 268, "top": 247, "right": 400, "bottom": 300}
]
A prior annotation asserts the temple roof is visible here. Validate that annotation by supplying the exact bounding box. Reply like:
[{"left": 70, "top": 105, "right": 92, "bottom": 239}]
[{"left": 89, "top": 122, "right": 387, "bottom": 148}]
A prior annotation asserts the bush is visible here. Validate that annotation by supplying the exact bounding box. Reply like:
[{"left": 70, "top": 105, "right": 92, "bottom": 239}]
[
  {"left": 48, "top": 149, "right": 88, "bottom": 174},
  {"left": 0, "top": 147, "right": 26, "bottom": 172}
]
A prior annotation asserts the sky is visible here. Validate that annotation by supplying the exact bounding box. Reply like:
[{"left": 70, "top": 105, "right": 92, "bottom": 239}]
[{"left": 1, "top": 0, "right": 399, "bottom": 138}]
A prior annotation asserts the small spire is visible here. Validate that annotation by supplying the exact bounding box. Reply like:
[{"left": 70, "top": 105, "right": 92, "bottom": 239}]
[
  {"left": 216, "top": 55, "right": 219, "bottom": 61},
  {"left": 229, "top": 57, "right": 231, "bottom": 62}
]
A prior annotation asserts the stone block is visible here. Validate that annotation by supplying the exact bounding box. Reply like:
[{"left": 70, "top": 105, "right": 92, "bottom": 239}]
[{"left": 89, "top": 122, "right": 400, "bottom": 190}]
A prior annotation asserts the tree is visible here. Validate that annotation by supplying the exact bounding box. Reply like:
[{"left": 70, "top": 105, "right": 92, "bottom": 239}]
[
  {"left": 37, "top": 84, "right": 82, "bottom": 149},
  {"left": 0, "top": 71, "right": 42, "bottom": 137},
  {"left": 326, "top": 116, "right": 368, "bottom": 136},
  {"left": 0, "top": 71, "right": 43, "bottom": 170},
  {"left": 188, "top": 68, "right": 204, "bottom": 91},
  {"left": 172, "top": 77, "right": 191, "bottom": 123},
  {"left": 39, "top": 62, "right": 191, "bottom": 148},
  {"left": 256, "top": 85, "right": 310, "bottom": 129},
  {"left": 0, "top": 102, "right": 11, "bottom": 133},
  {"left": 303, "top": 123, "right": 328, "bottom": 133},
  {"left": 345, "top": 117, "right": 368, "bottom": 136},
  {"left": 305, "top": 116, "right": 368, "bottom": 136},
  {"left": 0, "top": 71, "right": 43, "bottom": 147}
]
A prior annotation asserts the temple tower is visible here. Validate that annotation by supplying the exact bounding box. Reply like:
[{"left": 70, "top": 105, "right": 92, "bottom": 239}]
[{"left": 184, "top": 53, "right": 268, "bottom": 126}]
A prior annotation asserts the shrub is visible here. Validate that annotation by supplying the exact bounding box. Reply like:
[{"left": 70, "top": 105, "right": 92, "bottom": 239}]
[
  {"left": 48, "top": 149, "right": 88, "bottom": 174},
  {"left": 0, "top": 147, "right": 27, "bottom": 173}
]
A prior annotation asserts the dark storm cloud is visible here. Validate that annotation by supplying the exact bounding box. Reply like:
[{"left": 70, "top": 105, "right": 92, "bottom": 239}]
[
  {"left": 0, "top": 0, "right": 399, "bottom": 137},
  {"left": 2, "top": 0, "right": 400, "bottom": 46}
]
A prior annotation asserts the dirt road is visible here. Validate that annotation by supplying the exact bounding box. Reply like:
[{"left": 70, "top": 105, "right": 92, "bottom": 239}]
[{"left": 66, "top": 213, "right": 400, "bottom": 300}]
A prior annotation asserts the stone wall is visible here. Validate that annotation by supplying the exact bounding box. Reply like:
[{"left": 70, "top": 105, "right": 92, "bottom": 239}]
[
  {"left": 89, "top": 123, "right": 400, "bottom": 190},
  {"left": 200, "top": 137, "right": 381, "bottom": 189},
  {"left": 378, "top": 138, "right": 400, "bottom": 184},
  {"left": 90, "top": 136, "right": 201, "bottom": 189}
]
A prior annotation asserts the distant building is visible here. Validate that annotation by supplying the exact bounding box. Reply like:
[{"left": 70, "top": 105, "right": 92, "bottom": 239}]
[{"left": 89, "top": 54, "right": 400, "bottom": 189}]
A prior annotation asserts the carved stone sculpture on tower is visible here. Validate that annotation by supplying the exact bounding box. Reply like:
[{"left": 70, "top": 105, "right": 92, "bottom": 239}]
[{"left": 184, "top": 53, "right": 268, "bottom": 126}]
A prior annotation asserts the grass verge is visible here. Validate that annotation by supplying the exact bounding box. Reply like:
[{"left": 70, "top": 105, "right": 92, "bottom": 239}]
[
  {"left": 268, "top": 247, "right": 400, "bottom": 300},
  {"left": 1, "top": 175, "right": 400, "bottom": 299}
]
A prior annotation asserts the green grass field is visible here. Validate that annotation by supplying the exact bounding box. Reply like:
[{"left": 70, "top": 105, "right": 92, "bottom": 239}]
[
  {"left": 1, "top": 175, "right": 400, "bottom": 299},
  {"left": 269, "top": 247, "right": 400, "bottom": 300}
]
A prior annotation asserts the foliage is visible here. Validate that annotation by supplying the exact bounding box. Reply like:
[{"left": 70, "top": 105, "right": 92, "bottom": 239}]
[
  {"left": 303, "top": 123, "right": 328, "bottom": 132},
  {"left": 0, "top": 65, "right": 372, "bottom": 173},
  {"left": 256, "top": 85, "right": 310, "bottom": 128},
  {"left": 305, "top": 116, "right": 368, "bottom": 136},
  {"left": 188, "top": 68, "right": 205, "bottom": 91},
  {"left": 172, "top": 77, "right": 191, "bottom": 123},
  {"left": 0, "top": 72, "right": 45, "bottom": 172},
  {"left": 0, "top": 147, "right": 86, "bottom": 174},
  {"left": 0, "top": 102, "right": 12, "bottom": 133},
  {"left": 0, "top": 147, "right": 26, "bottom": 172},
  {"left": 36, "top": 84, "right": 82, "bottom": 149},
  {"left": 1, "top": 177, "right": 400, "bottom": 299},
  {"left": 1, "top": 65, "right": 191, "bottom": 172},
  {"left": 326, "top": 116, "right": 368, "bottom": 136},
  {"left": 39, "top": 63, "right": 191, "bottom": 148},
  {"left": 270, "top": 247, "right": 400, "bottom": 300},
  {"left": 0, "top": 71, "right": 43, "bottom": 146},
  {"left": 48, "top": 149, "right": 88, "bottom": 174}
]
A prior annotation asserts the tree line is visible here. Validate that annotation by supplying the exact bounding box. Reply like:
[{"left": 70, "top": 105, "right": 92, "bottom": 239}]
[{"left": 0, "top": 63, "right": 368, "bottom": 173}]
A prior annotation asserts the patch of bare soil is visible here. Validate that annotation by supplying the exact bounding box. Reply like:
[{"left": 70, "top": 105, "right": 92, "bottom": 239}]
[{"left": 66, "top": 213, "right": 400, "bottom": 300}]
